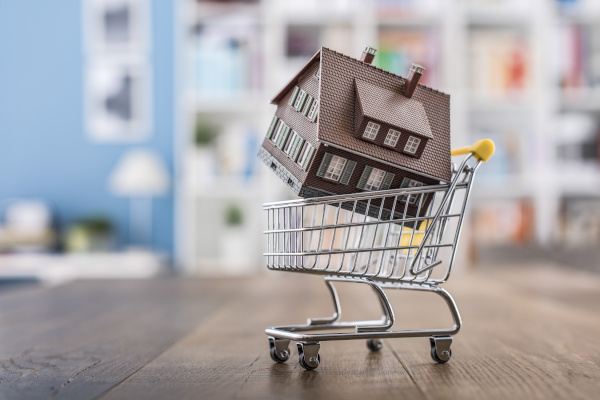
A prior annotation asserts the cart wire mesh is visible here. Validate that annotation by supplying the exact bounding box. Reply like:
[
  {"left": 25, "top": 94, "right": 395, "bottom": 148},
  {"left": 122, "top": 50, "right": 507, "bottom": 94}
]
[{"left": 264, "top": 155, "right": 480, "bottom": 285}]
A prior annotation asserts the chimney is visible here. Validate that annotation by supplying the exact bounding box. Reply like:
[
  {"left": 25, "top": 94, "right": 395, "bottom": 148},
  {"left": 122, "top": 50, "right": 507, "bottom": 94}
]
[
  {"left": 359, "top": 46, "right": 377, "bottom": 64},
  {"left": 404, "top": 63, "right": 425, "bottom": 98}
]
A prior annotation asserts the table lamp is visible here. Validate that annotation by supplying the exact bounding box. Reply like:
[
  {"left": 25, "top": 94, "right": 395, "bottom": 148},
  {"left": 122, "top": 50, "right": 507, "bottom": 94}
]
[{"left": 108, "top": 148, "right": 170, "bottom": 249}]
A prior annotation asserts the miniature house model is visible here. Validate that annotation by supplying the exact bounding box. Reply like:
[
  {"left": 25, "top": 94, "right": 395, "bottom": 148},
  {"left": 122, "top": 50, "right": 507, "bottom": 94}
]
[{"left": 259, "top": 46, "right": 452, "bottom": 216}]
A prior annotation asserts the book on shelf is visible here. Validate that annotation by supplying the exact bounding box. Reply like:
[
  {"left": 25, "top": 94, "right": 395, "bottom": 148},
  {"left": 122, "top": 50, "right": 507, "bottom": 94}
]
[
  {"left": 472, "top": 199, "right": 535, "bottom": 246},
  {"left": 375, "top": 0, "right": 443, "bottom": 17},
  {"left": 554, "top": 114, "right": 600, "bottom": 171},
  {"left": 468, "top": 29, "right": 530, "bottom": 99},
  {"left": 469, "top": 128, "right": 523, "bottom": 180},
  {"left": 555, "top": 24, "right": 600, "bottom": 92},
  {"left": 376, "top": 28, "right": 441, "bottom": 87},
  {"left": 192, "top": 13, "right": 263, "bottom": 99},
  {"left": 560, "top": 196, "right": 600, "bottom": 247}
]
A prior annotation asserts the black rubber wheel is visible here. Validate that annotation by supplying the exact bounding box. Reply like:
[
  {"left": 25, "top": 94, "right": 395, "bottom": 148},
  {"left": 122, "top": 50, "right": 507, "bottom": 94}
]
[
  {"left": 430, "top": 346, "right": 451, "bottom": 363},
  {"left": 270, "top": 345, "right": 290, "bottom": 363},
  {"left": 366, "top": 338, "right": 383, "bottom": 352},
  {"left": 298, "top": 353, "right": 320, "bottom": 370}
]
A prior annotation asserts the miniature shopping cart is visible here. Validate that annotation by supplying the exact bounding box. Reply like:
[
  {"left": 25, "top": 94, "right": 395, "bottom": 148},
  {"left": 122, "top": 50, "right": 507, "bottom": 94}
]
[{"left": 263, "top": 140, "right": 494, "bottom": 370}]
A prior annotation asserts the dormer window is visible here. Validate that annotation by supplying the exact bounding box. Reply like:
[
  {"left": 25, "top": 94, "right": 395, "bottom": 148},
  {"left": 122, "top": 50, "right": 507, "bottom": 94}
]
[
  {"left": 384, "top": 129, "right": 401, "bottom": 147},
  {"left": 363, "top": 121, "right": 380, "bottom": 140},
  {"left": 404, "top": 136, "right": 421, "bottom": 154}
]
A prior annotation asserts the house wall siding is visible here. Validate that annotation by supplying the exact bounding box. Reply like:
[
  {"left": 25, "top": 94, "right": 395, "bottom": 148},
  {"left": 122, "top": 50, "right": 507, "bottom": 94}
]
[
  {"left": 259, "top": 60, "right": 321, "bottom": 183},
  {"left": 304, "top": 145, "right": 437, "bottom": 217}
]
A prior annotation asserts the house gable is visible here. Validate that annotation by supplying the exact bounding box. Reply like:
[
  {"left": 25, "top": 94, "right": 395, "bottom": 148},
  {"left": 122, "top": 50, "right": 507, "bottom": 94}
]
[
  {"left": 317, "top": 47, "right": 452, "bottom": 182},
  {"left": 259, "top": 56, "right": 322, "bottom": 191}
]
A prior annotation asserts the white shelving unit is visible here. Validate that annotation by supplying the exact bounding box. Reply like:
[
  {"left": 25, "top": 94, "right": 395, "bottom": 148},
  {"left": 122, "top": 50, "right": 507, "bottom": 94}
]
[{"left": 175, "top": 0, "right": 600, "bottom": 273}]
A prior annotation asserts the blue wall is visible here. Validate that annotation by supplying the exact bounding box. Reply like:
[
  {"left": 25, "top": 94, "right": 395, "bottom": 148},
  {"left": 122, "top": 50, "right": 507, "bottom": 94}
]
[{"left": 0, "top": 0, "right": 175, "bottom": 257}]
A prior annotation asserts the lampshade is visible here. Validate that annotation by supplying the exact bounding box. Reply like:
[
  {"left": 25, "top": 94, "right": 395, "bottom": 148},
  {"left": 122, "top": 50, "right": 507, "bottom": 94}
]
[{"left": 108, "top": 149, "right": 170, "bottom": 197}]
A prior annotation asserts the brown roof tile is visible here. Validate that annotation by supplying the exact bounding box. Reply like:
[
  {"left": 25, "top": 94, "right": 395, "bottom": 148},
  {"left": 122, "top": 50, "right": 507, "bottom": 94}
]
[
  {"left": 318, "top": 47, "right": 452, "bottom": 182},
  {"left": 354, "top": 78, "right": 433, "bottom": 139}
]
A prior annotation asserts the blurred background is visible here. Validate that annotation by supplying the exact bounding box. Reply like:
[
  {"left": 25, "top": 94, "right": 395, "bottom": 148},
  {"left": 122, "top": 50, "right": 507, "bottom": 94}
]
[{"left": 1, "top": 0, "right": 600, "bottom": 284}]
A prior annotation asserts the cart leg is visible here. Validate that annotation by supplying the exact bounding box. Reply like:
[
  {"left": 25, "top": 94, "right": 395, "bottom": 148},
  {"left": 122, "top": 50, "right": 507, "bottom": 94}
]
[
  {"left": 297, "top": 342, "right": 320, "bottom": 370},
  {"left": 269, "top": 337, "right": 290, "bottom": 363},
  {"left": 307, "top": 278, "right": 341, "bottom": 325},
  {"left": 430, "top": 336, "right": 452, "bottom": 363}
]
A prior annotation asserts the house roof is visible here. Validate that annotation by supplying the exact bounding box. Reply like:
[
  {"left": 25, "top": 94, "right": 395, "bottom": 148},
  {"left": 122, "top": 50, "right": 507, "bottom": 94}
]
[
  {"left": 270, "top": 47, "right": 452, "bottom": 182},
  {"left": 354, "top": 79, "right": 434, "bottom": 139}
]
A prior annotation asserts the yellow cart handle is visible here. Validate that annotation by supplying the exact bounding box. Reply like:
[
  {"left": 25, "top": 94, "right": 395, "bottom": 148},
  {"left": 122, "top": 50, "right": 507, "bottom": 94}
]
[{"left": 451, "top": 139, "right": 495, "bottom": 162}]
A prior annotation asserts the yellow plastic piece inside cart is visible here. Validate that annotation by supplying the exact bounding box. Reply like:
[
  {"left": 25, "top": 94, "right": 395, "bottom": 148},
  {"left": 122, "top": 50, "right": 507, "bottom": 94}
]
[
  {"left": 399, "top": 220, "right": 430, "bottom": 255},
  {"left": 450, "top": 139, "right": 495, "bottom": 162}
]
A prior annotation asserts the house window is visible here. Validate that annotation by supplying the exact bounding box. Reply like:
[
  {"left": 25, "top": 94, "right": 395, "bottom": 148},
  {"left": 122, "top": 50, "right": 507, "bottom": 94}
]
[
  {"left": 266, "top": 116, "right": 279, "bottom": 139},
  {"left": 272, "top": 121, "right": 290, "bottom": 149},
  {"left": 363, "top": 121, "right": 380, "bottom": 140},
  {"left": 324, "top": 155, "right": 347, "bottom": 181},
  {"left": 404, "top": 136, "right": 421, "bottom": 154},
  {"left": 288, "top": 86, "right": 300, "bottom": 106},
  {"left": 294, "top": 89, "right": 307, "bottom": 111},
  {"left": 284, "top": 131, "right": 298, "bottom": 154},
  {"left": 384, "top": 129, "right": 401, "bottom": 147},
  {"left": 401, "top": 178, "right": 425, "bottom": 205},
  {"left": 317, "top": 153, "right": 356, "bottom": 184},
  {"left": 308, "top": 100, "right": 319, "bottom": 121},
  {"left": 297, "top": 143, "right": 315, "bottom": 171},
  {"left": 302, "top": 96, "right": 313, "bottom": 116},
  {"left": 357, "top": 167, "right": 394, "bottom": 191},
  {"left": 364, "top": 168, "right": 386, "bottom": 191},
  {"left": 271, "top": 121, "right": 284, "bottom": 143}
]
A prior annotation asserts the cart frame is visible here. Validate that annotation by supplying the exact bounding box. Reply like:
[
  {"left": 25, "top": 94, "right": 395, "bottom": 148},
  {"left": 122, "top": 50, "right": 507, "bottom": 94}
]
[{"left": 263, "top": 140, "right": 494, "bottom": 369}]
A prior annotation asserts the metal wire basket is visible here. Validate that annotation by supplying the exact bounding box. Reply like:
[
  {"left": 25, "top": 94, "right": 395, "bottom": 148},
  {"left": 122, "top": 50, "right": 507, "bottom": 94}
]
[{"left": 264, "top": 140, "right": 494, "bottom": 370}]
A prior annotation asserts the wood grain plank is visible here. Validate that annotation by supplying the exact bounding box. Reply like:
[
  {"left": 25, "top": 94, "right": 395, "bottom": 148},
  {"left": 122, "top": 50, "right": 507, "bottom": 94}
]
[
  {"left": 387, "top": 267, "right": 600, "bottom": 400},
  {"left": 0, "top": 278, "right": 244, "bottom": 400},
  {"left": 101, "top": 273, "right": 424, "bottom": 400}
]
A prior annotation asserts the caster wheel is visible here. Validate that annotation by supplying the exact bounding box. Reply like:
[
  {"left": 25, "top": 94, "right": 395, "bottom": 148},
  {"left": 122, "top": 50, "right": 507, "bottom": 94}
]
[
  {"left": 270, "top": 346, "right": 290, "bottom": 363},
  {"left": 429, "top": 337, "right": 452, "bottom": 363},
  {"left": 299, "top": 353, "right": 320, "bottom": 370},
  {"left": 297, "top": 342, "right": 320, "bottom": 370},
  {"left": 268, "top": 337, "right": 290, "bottom": 363},
  {"left": 366, "top": 338, "right": 383, "bottom": 352}
]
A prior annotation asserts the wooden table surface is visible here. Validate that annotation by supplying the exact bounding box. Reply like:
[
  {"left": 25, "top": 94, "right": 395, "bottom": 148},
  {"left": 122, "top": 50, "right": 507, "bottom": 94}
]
[{"left": 0, "top": 264, "right": 599, "bottom": 400}]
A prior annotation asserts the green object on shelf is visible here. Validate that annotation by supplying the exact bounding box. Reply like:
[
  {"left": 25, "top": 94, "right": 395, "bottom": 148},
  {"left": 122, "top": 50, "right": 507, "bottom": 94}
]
[
  {"left": 224, "top": 204, "right": 244, "bottom": 227},
  {"left": 194, "top": 120, "right": 218, "bottom": 147},
  {"left": 66, "top": 216, "right": 115, "bottom": 253}
]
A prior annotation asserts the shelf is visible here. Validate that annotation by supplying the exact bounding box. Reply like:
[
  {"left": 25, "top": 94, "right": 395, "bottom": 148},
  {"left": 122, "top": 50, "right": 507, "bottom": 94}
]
[
  {"left": 188, "top": 93, "right": 271, "bottom": 114},
  {"left": 467, "top": 97, "right": 534, "bottom": 114},
  {"left": 377, "top": 16, "right": 443, "bottom": 28},
  {"left": 560, "top": 89, "right": 600, "bottom": 112}
]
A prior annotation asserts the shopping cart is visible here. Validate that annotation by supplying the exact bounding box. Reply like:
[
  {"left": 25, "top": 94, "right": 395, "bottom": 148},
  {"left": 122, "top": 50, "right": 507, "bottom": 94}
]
[{"left": 264, "top": 140, "right": 494, "bottom": 370}]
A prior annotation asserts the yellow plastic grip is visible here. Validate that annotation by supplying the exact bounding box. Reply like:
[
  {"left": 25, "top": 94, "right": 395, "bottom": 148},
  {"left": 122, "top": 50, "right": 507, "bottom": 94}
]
[{"left": 451, "top": 139, "right": 495, "bottom": 162}]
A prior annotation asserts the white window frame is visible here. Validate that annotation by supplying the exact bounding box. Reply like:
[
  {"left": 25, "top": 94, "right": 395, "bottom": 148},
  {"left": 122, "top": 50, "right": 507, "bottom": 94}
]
[
  {"left": 404, "top": 136, "right": 421, "bottom": 154},
  {"left": 363, "top": 121, "right": 380, "bottom": 140},
  {"left": 404, "top": 178, "right": 424, "bottom": 204},
  {"left": 308, "top": 99, "right": 319, "bottom": 120},
  {"left": 294, "top": 89, "right": 306, "bottom": 110},
  {"left": 384, "top": 129, "right": 401, "bottom": 147},
  {"left": 271, "top": 121, "right": 286, "bottom": 144},
  {"left": 364, "top": 167, "right": 386, "bottom": 191},
  {"left": 324, "top": 155, "right": 347, "bottom": 182}
]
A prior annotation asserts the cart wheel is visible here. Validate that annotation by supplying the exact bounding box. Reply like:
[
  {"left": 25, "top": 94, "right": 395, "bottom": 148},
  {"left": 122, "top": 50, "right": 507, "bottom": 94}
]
[
  {"left": 297, "top": 342, "right": 320, "bottom": 370},
  {"left": 366, "top": 338, "right": 383, "bottom": 352},
  {"left": 429, "top": 336, "right": 452, "bottom": 363},
  {"left": 268, "top": 337, "right": 290, "bottom": 363}
]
